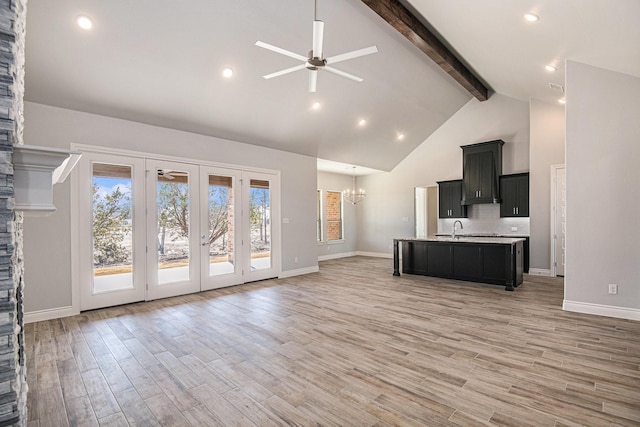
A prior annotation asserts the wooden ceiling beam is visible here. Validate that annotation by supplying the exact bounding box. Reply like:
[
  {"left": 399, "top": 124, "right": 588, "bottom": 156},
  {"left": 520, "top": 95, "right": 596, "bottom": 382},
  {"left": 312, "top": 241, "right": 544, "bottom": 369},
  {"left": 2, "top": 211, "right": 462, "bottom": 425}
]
[{"left": 361, "top": 0, "right": 489, "bottom": 101}]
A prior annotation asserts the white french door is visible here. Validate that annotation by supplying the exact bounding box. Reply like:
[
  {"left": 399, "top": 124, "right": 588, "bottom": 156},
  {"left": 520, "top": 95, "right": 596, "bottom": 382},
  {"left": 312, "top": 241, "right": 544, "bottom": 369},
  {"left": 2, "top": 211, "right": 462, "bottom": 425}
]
[
  {"left": 79, "top": 153, "right": 147, "bottom": 311},
  {"left": 146, "top": 160, "right": 201, "bottom": 300},
  {"left": 200, "top": 167, "right": 243, "bottom": 290},
  {"left": 78, "top": 149, "right": 280, "bottom": 311},
  {"left": 242, "top": 171, "right": 280, "bottom": 283}
]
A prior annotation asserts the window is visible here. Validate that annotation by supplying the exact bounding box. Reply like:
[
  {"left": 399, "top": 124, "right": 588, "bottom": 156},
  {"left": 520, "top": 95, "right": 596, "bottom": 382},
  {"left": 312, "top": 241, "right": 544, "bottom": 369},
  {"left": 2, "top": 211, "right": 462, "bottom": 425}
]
[
  {"left": 326, "top": 191, "right": 343, "bottom": 241},
  {"left": 317, "top": 190, "right": 323, "bottom": 242}
]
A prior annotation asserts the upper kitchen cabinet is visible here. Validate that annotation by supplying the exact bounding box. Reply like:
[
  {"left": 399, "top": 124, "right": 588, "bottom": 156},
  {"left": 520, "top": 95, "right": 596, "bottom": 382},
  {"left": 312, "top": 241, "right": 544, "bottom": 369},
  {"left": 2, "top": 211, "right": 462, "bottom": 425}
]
[
  {"left": 500, "top": 173, "right": 529, "bottom": 217},
  {"left": 461, "top": 140, "right": 504, "bottom": 205},
  {"left": 437, "top": 180, "right": 467, "bottom": 218}
]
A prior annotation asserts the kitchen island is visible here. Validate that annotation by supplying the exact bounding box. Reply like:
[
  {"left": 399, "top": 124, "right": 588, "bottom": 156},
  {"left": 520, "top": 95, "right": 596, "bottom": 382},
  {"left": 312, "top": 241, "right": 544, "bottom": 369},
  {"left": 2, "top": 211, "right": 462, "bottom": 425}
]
[{"left": 393, "top": 236, "right": 525, "bottom": 290}]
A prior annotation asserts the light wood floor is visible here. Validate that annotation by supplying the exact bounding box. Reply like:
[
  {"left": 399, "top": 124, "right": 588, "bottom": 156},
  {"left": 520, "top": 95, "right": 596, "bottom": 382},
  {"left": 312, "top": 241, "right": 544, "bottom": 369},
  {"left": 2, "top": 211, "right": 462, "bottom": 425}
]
[{"left": 25, "top": 257, "right": 640, "bottom": 426}]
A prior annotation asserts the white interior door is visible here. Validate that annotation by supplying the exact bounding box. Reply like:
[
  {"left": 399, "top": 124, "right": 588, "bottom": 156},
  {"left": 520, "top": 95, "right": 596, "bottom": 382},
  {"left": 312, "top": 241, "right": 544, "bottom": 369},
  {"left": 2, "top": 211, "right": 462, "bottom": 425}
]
[
  {"left": 200, "top": 167, "right": 243, "bottom": 290},
  {"left": 242, "top": 171, "right": 280, "bottom": 283},
  {"left": 79, "top": 153, "right": 146, "bottom": 311},
  {"left": 146, "top": 160, "right": 201, "bottom": 300},
  {"left": 554, "top": 166, "right": 566, "bottom": 276}
]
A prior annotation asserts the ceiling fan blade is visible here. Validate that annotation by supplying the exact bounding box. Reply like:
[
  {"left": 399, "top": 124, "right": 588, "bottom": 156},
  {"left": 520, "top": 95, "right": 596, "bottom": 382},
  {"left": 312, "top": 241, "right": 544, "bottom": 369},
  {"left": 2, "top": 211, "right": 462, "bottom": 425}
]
[
  {"left": 322, "top": 66, "right": 364, "bottom": 83},
  {"left": 309, "top": 70, "right": 318, "bottom": 93},
  {"left": 255, "top": 41, "right": 307, "bottom": 62},
  {"left": 312, "top": 20, "right": 324, "bottom": 59},
  {"left": 158, "top": 170, "right": 175, "bottom": 180},
  {"left": 325, "top": 46, "right": 378, "bottom": 65},
  {"left": 263, "top": 64, "right": 307, "bottom": 80}
]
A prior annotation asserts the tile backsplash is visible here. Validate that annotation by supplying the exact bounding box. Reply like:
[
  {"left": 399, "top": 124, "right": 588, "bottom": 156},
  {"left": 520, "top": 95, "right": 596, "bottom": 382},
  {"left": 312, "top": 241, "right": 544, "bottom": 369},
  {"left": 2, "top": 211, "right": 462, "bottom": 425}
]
[{"left": 438, "top": 203, "right": 530, "bottom": 235}]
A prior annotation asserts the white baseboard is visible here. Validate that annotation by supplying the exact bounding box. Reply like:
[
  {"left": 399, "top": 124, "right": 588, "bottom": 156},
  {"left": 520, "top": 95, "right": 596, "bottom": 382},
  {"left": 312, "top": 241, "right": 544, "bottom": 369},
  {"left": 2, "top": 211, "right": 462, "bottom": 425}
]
[
  {"left": 528, "top": 268, "right": 553, "bottom": 276},
  {"left": 355, "top": 251, "right": 393, "bottom": 259},
  {"left": 318, "top": 251, "right": 393, "bottom": 262},
  {"left": 279, "top": 265, "right": 319, "bottom": 278},
  {"left": 318, "top": 251, "right": 357, "bottom": 261},
  {"left": 24, "top": 306, "right": 78, "bottom": 324},
  {"left": 563, "top": 300, "right": 640, "bottom": 321}
]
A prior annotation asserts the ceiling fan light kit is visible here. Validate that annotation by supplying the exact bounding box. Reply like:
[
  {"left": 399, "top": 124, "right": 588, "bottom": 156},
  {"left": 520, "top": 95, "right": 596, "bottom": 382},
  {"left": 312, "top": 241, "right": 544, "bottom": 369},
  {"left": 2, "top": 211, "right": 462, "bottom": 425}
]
[{"left": 255, "top": 0, "right": 378, "bottom": 93}]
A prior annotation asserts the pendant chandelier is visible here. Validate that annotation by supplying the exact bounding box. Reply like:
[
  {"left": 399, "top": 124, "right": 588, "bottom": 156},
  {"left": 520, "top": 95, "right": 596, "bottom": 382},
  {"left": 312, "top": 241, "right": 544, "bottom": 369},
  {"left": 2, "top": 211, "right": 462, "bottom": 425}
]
[{"left": 343, "top": 166, "right": 366, "bottom": 205}]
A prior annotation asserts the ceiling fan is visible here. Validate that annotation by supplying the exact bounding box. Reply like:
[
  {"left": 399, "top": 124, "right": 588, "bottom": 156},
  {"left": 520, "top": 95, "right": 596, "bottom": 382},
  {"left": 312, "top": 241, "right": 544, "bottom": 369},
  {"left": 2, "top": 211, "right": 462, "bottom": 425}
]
[
  {"left": 255, "top": 0, "right": 378, "bottom": 92},
  {"left": 157, "top": 169, "right": 176, "bottom": 180}
]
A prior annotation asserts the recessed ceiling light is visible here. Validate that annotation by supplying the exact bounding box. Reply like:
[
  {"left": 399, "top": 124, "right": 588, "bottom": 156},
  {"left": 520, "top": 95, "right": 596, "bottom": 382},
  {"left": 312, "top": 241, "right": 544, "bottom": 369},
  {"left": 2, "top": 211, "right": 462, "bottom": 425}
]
[
  {"left": 358, "top": 119, "right": 366, "bottom": 126},
  {"left": 222, "top": 68, "right": 233, "bottom": 78},
  {"left": 558, "top": 98, "right": 566, "bottom": 104},
  {"left": 76, "top": 15, "right": 93, "bottom": 30},
  {"left": 545, "top": 65, "right": 557, "bottom": 72},
  {"left": 312, "top": 102, "right": 321, "bottom": 110},
  {"left": 524, "top": 13, "right": 539, "bottom": 22},
  {"left": 397, "top": 133, "right": 405, "bottom": 141}
]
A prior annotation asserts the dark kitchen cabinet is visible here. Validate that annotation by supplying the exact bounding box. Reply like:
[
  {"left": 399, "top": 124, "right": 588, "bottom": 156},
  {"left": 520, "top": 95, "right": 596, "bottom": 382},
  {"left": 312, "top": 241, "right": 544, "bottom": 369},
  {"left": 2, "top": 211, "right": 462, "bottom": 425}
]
[
  {"left": 461, "top": 140, "right": 504, "bottom": 205},
  {"left": 500, "top": 173, "right": 529, "bottom": 217},
  {"left": 452, "top": 245, "right": 482, "bottom": 279},
  {"left": 437, "top": 180, "right": 467, "bottom": 218},
  {"left": 426, "top": 243, "right": 453, "bottom": 277},
  {"left": 401, "top": 240, "right": 428, "bottom": 275},
  {"left": 395, "top": 239, "right": 523, "bottom": 290}
]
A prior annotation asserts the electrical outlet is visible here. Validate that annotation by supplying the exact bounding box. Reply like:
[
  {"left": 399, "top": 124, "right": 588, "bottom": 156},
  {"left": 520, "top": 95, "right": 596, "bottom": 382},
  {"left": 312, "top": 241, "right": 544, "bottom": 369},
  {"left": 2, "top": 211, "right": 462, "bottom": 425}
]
[
  {"left": 402, "top": 217, "right": 409, "bottom": 222},
  {"left": 608, "top": 284, "right": 618, "bottom": 295},
  {"left": 294, "top": 257, "right": 298, "bottom": 263},
  {"left": 511, "top": 226, "right": 518, "bottom": 232}
]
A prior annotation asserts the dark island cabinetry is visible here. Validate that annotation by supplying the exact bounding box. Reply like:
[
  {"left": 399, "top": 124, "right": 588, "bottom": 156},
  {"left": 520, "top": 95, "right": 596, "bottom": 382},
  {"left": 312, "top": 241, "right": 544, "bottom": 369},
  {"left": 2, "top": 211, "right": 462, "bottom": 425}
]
[
  {"left": 437, "top": 180, "right": 467, "bottom": 218},
  {"left": 395, "top": 238, "right": 524, "bottom": 291},
  {"left": 461, "top": 140, "right": 504, "bottom": 205},
  {"left": 500, "top": 173, "right": 529, "bottom": 217}
]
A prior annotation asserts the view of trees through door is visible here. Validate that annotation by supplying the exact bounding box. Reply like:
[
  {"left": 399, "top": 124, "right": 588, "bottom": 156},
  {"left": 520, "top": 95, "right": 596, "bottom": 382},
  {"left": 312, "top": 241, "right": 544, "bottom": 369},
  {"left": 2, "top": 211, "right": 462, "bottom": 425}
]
[
  {"left": 92, "top": 163, "right": 134, "bottom": 293},
  {"left": 249, "top": 179, "right": 271, "bottom": 271},
  {"left": 205, "top": 174, "right": 235, "bottom": 277},
  {"left": 155, "top": 169, "right": 193, "bottom": 284}
]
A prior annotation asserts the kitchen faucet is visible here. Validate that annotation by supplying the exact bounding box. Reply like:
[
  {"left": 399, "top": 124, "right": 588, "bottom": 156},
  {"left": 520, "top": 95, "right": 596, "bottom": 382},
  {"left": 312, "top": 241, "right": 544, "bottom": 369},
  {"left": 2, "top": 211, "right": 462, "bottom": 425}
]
[{"left": 452, "top": 220, "right": 463, "bottom": 238}]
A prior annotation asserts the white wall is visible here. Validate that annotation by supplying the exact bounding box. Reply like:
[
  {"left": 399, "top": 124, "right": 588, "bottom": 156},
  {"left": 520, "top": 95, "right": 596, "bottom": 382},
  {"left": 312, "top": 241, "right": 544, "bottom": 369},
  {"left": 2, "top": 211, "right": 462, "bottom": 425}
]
[
  {"left": 565, "top": 61, "right": 640, "bottom": 317},
  {"left": 529, "top": 99, "right": 565, "bottom": 271},
  {"left": 23, "top": 102, "right": 318, "bottom": 313},
  {"left": 317, "top": 171, "right": 358, "bottom": 259},
  {"left": 357, "top": 94, "right": 530, "bottom": 254}
]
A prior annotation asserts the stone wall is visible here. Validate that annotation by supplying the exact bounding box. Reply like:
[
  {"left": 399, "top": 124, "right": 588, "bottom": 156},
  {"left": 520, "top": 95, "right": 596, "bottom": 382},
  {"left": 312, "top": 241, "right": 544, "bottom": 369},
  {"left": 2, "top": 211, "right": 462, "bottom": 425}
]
[{"left": 0, "top": 0, "right": 27, "bottom": 425}]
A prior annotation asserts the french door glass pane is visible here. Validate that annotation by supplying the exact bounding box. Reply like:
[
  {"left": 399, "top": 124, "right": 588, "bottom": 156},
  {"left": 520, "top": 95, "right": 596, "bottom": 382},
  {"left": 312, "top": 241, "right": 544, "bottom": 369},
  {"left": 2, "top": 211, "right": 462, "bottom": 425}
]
[
  {"left": 207, "top": 174, "right": 235, "bottom": 277},
  {"left": 92, "top": 163, "right": 133, "bottom": 293},
  {"left": 250, "top": 179, "right": 271, "bottom": 271},
  {"left": 156, "top": 169, "right": 190, "bottom": 284}
]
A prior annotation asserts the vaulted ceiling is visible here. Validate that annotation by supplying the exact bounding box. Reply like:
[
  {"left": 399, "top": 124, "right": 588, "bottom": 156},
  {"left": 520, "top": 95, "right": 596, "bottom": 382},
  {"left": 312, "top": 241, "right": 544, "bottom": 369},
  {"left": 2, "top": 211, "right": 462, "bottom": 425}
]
[{"left": 24, "top": 1, "right": 640, "bottom": 173}]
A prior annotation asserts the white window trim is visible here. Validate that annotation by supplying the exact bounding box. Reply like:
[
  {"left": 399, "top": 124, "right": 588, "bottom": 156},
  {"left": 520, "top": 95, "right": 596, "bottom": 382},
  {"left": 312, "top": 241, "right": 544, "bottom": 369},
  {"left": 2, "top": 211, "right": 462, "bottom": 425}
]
[{"left": 317, "top": 189, "right": 324, "bottom": 243}]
